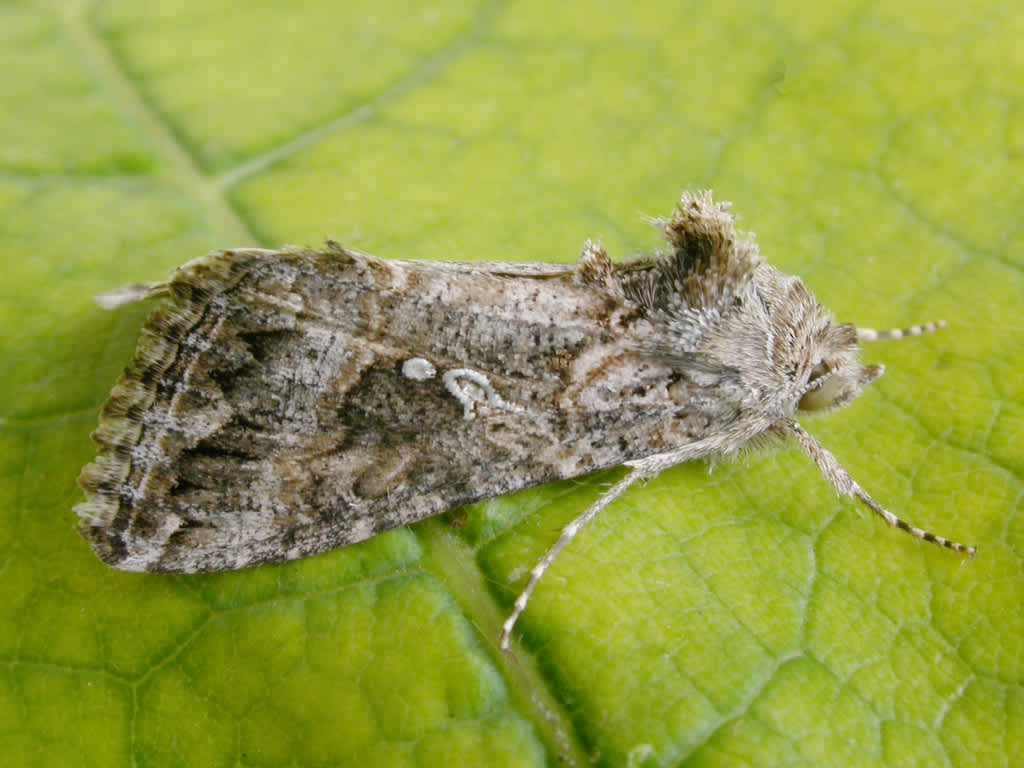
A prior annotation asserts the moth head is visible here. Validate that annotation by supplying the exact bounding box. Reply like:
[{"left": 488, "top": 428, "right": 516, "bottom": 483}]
[
  {"left": 748, "top": 269, "right": 883, "bottom": 416},
  {"left": 796, "top": 317, "right": 947, "bottom": 413},
  {"left": 797, "top": 324, "right": 883, "bottom": 412}
]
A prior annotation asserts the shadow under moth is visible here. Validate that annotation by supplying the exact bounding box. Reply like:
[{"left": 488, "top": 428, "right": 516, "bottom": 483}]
[{"left": 76, "top": 190, "right": 975, "bottom": 649}]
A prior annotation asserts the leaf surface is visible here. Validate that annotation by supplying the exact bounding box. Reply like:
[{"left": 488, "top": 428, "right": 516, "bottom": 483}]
[{"left": 2, "top": 1, "right": 1021, "bottom": 766}]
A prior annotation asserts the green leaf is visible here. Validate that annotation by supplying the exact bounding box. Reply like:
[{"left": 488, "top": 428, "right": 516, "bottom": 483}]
[{"left": 2, "top": 1, "right": 1021, "bottom": 766}]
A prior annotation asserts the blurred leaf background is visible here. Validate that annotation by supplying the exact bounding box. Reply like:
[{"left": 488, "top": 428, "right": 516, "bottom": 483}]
[{"left": 1, "top": 1, "right": 1021, "bottom": 766}]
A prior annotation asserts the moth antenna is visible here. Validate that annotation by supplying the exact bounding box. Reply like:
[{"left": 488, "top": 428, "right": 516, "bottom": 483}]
[
  {"left": 788, "top": 420, "right": 976, "bottom": 557},
  {"left": 857, "top": 320, "right": 946, "bottom": 342},
  {"left": 500, "top": 468, "right": 645, "bottom": 651}
]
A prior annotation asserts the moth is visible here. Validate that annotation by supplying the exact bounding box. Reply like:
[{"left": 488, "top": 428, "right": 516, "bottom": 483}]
[{"left": 76, "top": 191, "right": 975, "bottom": 649}]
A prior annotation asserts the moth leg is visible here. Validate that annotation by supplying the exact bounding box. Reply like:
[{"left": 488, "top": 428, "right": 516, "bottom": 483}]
[
  {"left": 788, "top": 420, "right": 976, "bottom": 557},
  {"left": 499, "top": 467, "right": 647, "bottom": 651},
  {"left": 93, "top": 282, "right": 165, "bottom": 309},
  {"left": 499, "top": 437, "right": 730, "bottom": 650}
]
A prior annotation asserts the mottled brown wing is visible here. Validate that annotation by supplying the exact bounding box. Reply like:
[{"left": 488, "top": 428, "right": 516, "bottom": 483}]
[{"left": 76, "top": 246, "right": 728, "bottom": 572}]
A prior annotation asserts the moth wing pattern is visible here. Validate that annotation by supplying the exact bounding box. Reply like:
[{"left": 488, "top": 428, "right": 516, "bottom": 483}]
[{"left": 78, "top": 193, "right": 765, "bottom": 573}]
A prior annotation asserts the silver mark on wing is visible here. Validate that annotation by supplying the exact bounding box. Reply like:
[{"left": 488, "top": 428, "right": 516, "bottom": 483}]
[{"left": 442, "top": 368, "right": 524, "bottom": 420}]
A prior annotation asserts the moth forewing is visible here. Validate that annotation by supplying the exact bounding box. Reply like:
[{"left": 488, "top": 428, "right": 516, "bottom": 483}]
[
  {"left": 76, "top": 191, "right": 975, "bottom": 647},
  {"left": 77, "top": 237, "right": 730, "bottom": 572}
]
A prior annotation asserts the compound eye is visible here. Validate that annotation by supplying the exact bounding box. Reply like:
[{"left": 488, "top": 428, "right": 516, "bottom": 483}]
[
  {"left": 798, "top": 361, "right": 840, "bottom": 411},
  {"left": 808, "top": 361, "right": 828, "bottom": 383}
]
